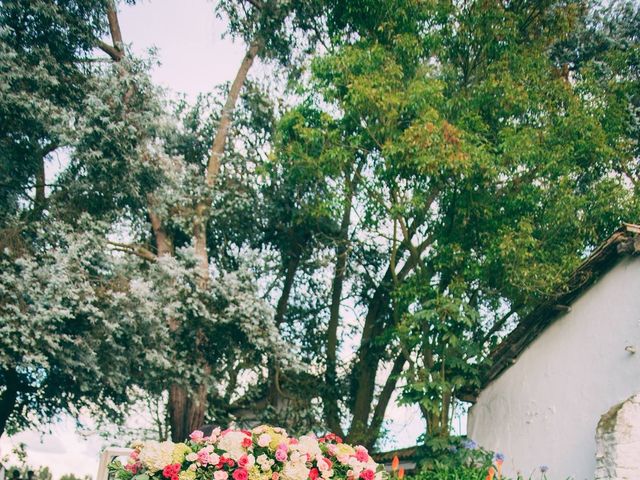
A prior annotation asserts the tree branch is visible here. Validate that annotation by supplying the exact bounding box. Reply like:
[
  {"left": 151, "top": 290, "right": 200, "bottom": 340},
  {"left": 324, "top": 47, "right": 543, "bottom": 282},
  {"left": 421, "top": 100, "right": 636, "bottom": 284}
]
[
  {"left": 96, "top": 39, "right": 123, "bottom": 62},
  {"left": 368, "top": 353, "right": 405, "bottom": 440},
  {"left": 206, "top": 38, "right": 263, "bottom": 187},
  {"left": 107, "top": 241, "right": 157, "bottom": 262}
]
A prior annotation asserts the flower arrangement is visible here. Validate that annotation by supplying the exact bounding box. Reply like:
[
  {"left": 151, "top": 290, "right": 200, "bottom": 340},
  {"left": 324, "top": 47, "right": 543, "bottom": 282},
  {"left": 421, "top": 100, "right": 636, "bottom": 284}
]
[{"left": 109, "top": 426, "right": 387, "bottom": 480}]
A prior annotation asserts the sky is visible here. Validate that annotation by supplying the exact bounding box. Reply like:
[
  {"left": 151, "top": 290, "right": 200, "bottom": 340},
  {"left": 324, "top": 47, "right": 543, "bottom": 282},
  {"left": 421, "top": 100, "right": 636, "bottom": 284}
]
[{"left": 0, "top": 0, "right": 434, "bottom": 476}]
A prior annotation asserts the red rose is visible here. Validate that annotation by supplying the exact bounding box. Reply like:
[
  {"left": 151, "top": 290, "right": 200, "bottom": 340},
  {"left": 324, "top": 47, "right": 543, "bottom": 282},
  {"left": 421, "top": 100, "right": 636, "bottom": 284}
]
[
  {"left": 242, "top": 437, "right": 253, "bottom": 448},
  {"left": 233, "top": 468, "right": 249, "bottom": 480},
  {"left": 227, "top": 459, "right": 236, "bottom": 468},
  {"left": 164, "top": 464, "right": 181, "bottom": 478},
  {"left": 360, "top": 470, "right": 375, "bottom": 480},
  {"left": 309, "top": 468, "right": 319, "bottom": 480}
]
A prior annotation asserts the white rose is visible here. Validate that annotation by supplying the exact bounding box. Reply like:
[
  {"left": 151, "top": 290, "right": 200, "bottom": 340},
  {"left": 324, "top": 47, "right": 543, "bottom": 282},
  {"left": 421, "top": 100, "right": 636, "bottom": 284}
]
[
  {"left": 282, "top": 461, "right": 310, "bottom": 480},
  {"left": 258, "top": 433, "right": 272, "bottom": 447},
  {"left": 295, "top": 436, "right": 321, "bottom": 457},
  {"left": 186, "top": 452, "right": 198, "bottom": 462},
  {"left": 289, "top": 451, "right": 305, "bottom": 463},
  {"left": 138, "top": 441, "right": 174, "bottom": 472},
  {"left": 217, "top": 431, "right": 248, "bottom": 460}
]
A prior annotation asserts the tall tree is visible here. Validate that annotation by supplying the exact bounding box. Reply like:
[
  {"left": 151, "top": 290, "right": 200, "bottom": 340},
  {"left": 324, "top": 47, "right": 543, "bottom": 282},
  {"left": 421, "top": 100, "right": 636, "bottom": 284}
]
[{"left": 261, "top": 0, "right": 637, "bottom": 448}]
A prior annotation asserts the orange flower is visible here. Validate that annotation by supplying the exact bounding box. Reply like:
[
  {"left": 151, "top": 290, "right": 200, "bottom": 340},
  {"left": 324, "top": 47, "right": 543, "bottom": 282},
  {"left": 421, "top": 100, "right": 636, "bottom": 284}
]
[
  {"left": 391, "top": 456, "right": 399, "bottom": 472},
  {"left": 398, "top": 468, "right": 405, "bottom": 479},
  {"left": 485, "top": 466, "right": 495, "bottom": 480}
]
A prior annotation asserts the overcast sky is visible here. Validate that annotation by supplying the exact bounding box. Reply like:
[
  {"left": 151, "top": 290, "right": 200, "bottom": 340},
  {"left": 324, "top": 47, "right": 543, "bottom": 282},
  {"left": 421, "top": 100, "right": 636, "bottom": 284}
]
[{"left": 0, "top": 1, "right": 428, "bottom": 476}]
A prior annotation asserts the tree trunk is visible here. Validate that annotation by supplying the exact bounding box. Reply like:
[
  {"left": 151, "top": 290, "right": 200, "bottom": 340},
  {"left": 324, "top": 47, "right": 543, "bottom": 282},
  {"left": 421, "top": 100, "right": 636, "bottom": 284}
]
[
  {"left": 324, "top": 174, "right": 358, "bottom": 437},
  {"left": 169, "top": 382, "right": 208, "bottom": 442},
  {"left": 347, "top": 276, "right": 392, "bottom": 444},
  {"left": 148, "top": 200, "right": 173, "bottom": 256},
  {"left": 267, "top": 254, "right": 301, "bottom": 405},
  {"left": 172, "top": 37, "right": 262, "bottom": 440},
  {"left": 274, "top": 254, "right": 300, "bottom": 327},
  {"left": 35, "top": 156, "right": 45, "bottom": 206},
  {"left": 366, "top": 353, "right": 405, "bottom": 448},
  {"left": 347, "top": 237, "right": 432, "bottom": 445},
  {"left": 0, "top": 367, "right": 19, "bottom": 437},
  {"left": 191, "top": 37, "right": 263, "bottom": 286}
]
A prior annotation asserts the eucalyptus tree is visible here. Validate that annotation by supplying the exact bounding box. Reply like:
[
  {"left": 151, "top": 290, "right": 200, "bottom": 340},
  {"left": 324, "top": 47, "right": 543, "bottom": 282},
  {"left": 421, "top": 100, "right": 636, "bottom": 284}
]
[
  {"left": 0, "top": 0, "right": 166, "bottom": 437},
  {"left": 0, "top": 0, "right": 318, "bottom": 440},
  {"left": 79, "top": 0, "right": 333, "bottom": 441}
]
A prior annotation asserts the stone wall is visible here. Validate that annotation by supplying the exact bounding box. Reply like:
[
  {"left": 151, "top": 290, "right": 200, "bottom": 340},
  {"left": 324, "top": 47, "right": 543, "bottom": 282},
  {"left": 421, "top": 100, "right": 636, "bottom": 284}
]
[{"left": 595, "top": 393, "right": 640, "bottom": 479}]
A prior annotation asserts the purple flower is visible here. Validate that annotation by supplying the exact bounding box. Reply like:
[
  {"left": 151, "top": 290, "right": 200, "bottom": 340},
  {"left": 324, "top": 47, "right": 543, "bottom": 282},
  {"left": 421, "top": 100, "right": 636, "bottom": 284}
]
[
  {"left": 462, "top": 439, "right": 477, "bottom": 450},
  {"left": 540, "top": 465, "right": 549, "bottom": 473},
  {"left": 495, "top": 452, "right": 505, "bottom": 461}
]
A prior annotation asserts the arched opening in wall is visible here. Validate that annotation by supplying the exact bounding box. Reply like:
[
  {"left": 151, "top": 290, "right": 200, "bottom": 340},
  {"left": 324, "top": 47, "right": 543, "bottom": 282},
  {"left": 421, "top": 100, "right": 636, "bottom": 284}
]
[{"left": 595, "top": 393, "right": 640, "bottom": 479}]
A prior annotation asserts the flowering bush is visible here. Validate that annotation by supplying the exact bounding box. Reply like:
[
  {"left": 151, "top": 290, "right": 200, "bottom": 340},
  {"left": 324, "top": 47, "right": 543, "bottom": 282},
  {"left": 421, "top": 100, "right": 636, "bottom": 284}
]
[{"left": 109, "top": 426, "right": 387, "bottom": 480}]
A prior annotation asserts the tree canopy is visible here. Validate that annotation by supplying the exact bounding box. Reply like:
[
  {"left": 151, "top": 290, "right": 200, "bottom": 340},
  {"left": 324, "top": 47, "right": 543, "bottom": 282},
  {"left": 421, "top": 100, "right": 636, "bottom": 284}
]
[{"left": 0, "top": 0, "right": 638, "bottom": 451}]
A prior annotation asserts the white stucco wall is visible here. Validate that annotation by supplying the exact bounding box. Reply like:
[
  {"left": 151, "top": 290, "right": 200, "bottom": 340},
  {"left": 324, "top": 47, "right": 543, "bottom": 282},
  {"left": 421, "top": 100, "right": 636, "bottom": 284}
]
[{"left": 467, "top": 256, "right": 640, "bottom": 480}]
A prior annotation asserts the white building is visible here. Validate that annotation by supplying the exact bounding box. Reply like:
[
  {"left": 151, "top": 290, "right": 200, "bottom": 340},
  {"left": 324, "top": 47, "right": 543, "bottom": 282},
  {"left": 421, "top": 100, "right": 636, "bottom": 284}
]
[{"left": 467, "top": 224, "right": 640, "bottom": 480}]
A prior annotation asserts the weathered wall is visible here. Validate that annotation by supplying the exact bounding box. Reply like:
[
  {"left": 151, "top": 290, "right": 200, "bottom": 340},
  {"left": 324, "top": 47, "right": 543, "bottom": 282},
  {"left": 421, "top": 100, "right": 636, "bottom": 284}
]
[
  {"left": 595, "top": 393, "right": 640, "bottom": 479},
  {"left": 467, "top": 256, "right": 640, "bottom": 479}
]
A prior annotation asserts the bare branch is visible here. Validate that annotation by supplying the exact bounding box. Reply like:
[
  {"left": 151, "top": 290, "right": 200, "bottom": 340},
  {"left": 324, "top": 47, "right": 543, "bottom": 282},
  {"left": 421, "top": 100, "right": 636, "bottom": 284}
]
[
  {"left": 96, "top": 40, "right": 124, "bottom": 62},
  {"left": 107, "top": 241, "right": 157, "bottom": 262}
]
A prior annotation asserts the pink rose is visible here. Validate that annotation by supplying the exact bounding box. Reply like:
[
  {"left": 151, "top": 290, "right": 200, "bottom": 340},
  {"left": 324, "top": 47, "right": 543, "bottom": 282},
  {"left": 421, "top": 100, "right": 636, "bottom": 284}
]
[
  {"left": 197, "top": 448, "right": 215, "bottom": 465},
  {"left": 233, "top": 469, "right": 249, "bottom": 480},
  {"left": 214, "top": 472, "right": 229, "bottom": 480},
  {"left": 272, "top": 474, "right": 279, "bottom": 480},
  {"left": 360, "top": 470, "right": 375, "bottom": 480},
  {"left": 275, "top": 449, "right": 288, "bottom": 462},
  {"left": 238, "top": 455, "right": 250, "bottom": 468},
  {"left": 190, "top": 430, "right": 205, "bottom": 442},
  {"left": 355, "top": 447, "right": 369, "bottom": 463},
  {"left": 242, "top": 436, "right": 253, "bottom": 448},
  {"left": 318, "top": 457, "right": 332, "bottom": 472}
]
